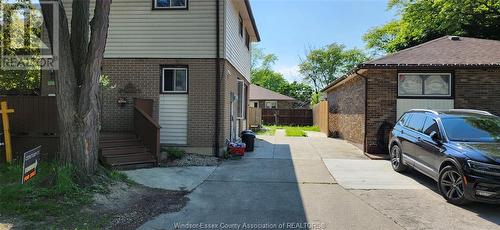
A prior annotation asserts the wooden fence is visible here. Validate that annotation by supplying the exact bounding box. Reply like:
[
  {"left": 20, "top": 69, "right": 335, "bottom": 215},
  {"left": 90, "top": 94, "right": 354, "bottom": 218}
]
[
  {"left": 0, "top": 96, "right": 58, "bottom": 159},
  {"left": 312, "top": 101, "right": 329, "bottom": 135},
  {"left": 248, "top": 107, "right": 262, "bottom": 128},
  {"left": 262, "top": 109, "right": 313, "bottom": 126}
]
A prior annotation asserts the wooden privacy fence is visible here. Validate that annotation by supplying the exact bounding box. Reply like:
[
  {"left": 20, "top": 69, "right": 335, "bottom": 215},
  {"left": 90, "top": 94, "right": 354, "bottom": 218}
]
[
  {"left": 248, "top": 107, "right": 262, "bottom": 128},
  {"left": 262, "top": 109, "right": 313, "bottom": 126},
  {"left": 312, "top": 101, "right": 329, "bottom": 135},
  {"left": 0, "top": 96, "right": 58, "bottom": 159}
]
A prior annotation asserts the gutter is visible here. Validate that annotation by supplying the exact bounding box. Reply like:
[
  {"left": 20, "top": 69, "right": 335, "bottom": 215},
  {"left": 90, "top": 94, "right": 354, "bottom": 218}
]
[
  {"left": 243, "top": 0, "right": 261, "bottom": 42},
  {"left": 213, "top": 0, "right": 221, "bottom": 157},
  {"left": 355, "top": 69, "right": 368, "bottom": 154}
]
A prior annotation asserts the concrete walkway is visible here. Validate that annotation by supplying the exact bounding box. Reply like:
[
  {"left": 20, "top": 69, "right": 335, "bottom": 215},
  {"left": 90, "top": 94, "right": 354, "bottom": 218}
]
[{"left": 136, "top": 134, "right": 500, "bottom": 230}]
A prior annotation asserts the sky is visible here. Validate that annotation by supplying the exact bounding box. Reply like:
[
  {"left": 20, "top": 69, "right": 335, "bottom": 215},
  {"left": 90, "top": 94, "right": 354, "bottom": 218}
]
[{"left": 250, "top": 0, "right": 397, "bottom": 82}]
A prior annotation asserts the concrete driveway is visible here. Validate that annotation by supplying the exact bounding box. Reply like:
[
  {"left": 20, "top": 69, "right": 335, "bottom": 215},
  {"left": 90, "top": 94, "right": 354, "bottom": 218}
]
[{"left": 138, "top": 132, "right": 500, "bottom": 230}]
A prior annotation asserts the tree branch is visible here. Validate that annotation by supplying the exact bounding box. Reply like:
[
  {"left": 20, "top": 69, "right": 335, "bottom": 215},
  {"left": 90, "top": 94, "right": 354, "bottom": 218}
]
[{"left": 70, "top": 0, "right": 90, "bottom": 86}]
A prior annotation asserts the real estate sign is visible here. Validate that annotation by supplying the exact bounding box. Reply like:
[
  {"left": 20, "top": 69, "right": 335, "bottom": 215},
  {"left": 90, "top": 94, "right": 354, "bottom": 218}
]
[{"left": 22, "top": 146, "right": 41, "bottom": 184}]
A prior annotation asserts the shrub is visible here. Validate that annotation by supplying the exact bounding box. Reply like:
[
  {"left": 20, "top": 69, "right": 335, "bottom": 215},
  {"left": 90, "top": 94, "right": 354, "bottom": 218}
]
[{"left": 167, "top": 148, "right": 186, "bottom": 160}]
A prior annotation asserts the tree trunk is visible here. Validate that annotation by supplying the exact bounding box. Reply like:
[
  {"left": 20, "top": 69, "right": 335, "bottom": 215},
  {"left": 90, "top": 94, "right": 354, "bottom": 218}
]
[{"left": 41, "top": 0, "right": 111, "bottom": 175}]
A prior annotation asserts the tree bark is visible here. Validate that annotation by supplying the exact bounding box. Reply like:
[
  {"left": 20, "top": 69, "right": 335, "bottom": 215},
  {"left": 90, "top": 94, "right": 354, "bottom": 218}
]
[{"left": 41, "top": 0, "right": 111, "bottom": 175}]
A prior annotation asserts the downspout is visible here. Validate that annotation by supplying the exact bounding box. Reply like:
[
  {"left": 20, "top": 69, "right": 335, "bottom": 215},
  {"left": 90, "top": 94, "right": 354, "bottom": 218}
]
[
  {"left": 213, "top": 0, "right": 221, "bottom": 157},
  {"left": 355, "top": 69, "right": 368, "bottom": 154}
]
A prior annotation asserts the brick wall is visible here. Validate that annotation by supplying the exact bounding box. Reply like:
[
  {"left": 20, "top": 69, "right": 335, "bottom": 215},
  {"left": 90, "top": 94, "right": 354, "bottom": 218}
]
[
  {"left": 102, "top": 58, "right": 231, "bottom": 155},
  {"left": 326, "top": 75, "right": 365, "bottom": 150},
  {"left": 223, "top": 60, "right": 250, "bottom": 143},
  {"left": 365, "top": 69, "right": 398, "bottom": 154},
  {"left": 455, "top": 68, "right": 500, "bottom": 115}
]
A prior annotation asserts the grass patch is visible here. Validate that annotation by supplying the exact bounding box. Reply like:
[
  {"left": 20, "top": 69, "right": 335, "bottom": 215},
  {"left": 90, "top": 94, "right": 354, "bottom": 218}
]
[
  {"left": 0, "top": 161, "right": 128, "bottom": 228},
  {"left": 255, "top": 125, "right": 321, "bottom": 137}
]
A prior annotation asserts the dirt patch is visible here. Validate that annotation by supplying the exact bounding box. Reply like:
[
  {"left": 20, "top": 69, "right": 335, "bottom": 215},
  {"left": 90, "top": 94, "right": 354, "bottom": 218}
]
[
  {"left": 0, "top": 182, "right": 188, "bottom": 229},
  {"left": 93, "top": 182, "right": 188, "bottom": 230}
]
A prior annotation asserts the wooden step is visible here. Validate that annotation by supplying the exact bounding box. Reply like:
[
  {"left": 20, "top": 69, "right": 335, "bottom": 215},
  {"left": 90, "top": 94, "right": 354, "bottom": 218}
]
[
  {"left": 104, "top": 152, "right": 153, "bottom": 160},
  {"left": 101, "top": 146, "right": 149, "bottom": 157},
  {"left": 100, "top": 140, "right": 143, "bottom": 148},
  {"left": 100, "top": 138, "right": 139, "bottom": 144},
  {"left": 101, "top": 133, "right": 136, "bottom": 141},
  {"left": 103, "top": 154, "right": 156, "bottom": 166}
]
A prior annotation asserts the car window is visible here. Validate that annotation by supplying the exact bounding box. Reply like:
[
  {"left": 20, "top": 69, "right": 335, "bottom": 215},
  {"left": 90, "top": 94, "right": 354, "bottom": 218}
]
[
  {"left": 399, "top": 113, "right": 411, "bottom": 126},
  {"left": 442, "top": 116, "right": 500, "bottom": 142},
  {"left": 423, "top": 116, "right": 440, "bottom": 136},
  {"left": 407, "top": 113, "right": 426, "bottom": 132}
]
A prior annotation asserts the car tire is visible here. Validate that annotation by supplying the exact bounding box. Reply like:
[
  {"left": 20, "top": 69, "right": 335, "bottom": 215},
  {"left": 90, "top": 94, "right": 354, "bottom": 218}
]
[
  {"left": 438, "top": 165, "right": 470, "bottom": 205},
  {"left": 390, "top": 144, "right": 407, "bottom": 172}
]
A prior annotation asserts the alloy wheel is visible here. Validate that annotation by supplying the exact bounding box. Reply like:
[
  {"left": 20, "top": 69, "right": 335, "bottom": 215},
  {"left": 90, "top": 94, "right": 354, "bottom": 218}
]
[
  {"left": 440, "top": 170, "right": 465, "bottom": 200},
  {"left": 390, "top": 145, "right": 401, "bottom": 169}
]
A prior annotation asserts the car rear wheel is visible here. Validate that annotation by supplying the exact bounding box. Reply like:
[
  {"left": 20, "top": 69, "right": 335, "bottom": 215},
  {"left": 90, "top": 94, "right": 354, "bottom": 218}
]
[
  {"left": 390, "top": 144, "right": 407, "bottom": 172},
  {"left": 438, "top": 166, "right": 469, "bottom": 205}
]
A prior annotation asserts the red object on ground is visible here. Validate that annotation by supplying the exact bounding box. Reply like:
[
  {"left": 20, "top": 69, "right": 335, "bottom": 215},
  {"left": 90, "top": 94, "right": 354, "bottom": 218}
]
[{"left": 229, "top": 143, "right": 246, "bottom": 156}]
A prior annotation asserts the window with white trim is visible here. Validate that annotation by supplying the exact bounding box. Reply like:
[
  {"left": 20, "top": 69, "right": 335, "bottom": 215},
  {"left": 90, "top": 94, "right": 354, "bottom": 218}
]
[
  {"left": 237, "top": 80, "right": 245, "bottom": 119},
  {"left": 162, "top": 68, "right": 188, "bottom": 93},
  {"left": 265, "top": 101, "right": 277, "bottom": 109},
  {"left": 154, "top": 0, "right": 187, "bottom": 9},
  {"left": 398, "top": 73, "right": 451, "bottom": 97}
]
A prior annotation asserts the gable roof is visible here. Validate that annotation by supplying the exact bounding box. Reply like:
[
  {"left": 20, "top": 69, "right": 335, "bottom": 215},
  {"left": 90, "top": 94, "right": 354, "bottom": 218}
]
[
  {"left": 249, "top": 84, "right": 297, "bottom": 101},
  {"left": 365, "top": 36, "right": 500, "bottom": 66}
]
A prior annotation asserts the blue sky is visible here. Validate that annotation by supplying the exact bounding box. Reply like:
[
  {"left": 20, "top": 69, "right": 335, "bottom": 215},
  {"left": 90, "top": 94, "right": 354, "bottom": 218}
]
[{"left": 250, "top": 0, "right": 397, "bottom": 81}]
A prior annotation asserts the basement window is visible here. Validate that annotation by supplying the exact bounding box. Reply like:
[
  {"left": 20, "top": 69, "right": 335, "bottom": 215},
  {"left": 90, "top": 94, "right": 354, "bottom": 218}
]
[
  {"left": 398, "top": 73, "right": 452, "bottom": 97},
  {"left": 154, "top": 0, "right": 187, "bottom": 9},
  {"left": 162, "top": 68, "right": 188, "bottom": 93}
]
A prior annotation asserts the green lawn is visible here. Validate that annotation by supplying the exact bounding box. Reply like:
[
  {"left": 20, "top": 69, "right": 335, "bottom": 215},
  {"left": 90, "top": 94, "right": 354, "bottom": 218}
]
[{"left": 255, "top": 125, "right": 320, "bottom": 137}]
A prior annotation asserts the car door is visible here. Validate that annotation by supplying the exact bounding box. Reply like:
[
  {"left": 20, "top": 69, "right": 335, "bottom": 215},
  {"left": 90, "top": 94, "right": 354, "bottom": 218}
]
[
  {"left": 413, "top": 116, "right": 443, "bottom": 179},
  {"left": 400, "top": 113, "right": 426, "bottom": 163}
]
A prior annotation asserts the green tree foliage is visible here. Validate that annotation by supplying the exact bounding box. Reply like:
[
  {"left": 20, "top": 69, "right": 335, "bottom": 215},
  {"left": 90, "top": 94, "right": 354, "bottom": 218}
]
[
  {"left": 364, "top": 0, "right": 500, "bottom": 53},
  {"left": 299, "top": 43, "right": 370, "bottom": 92},
  {"left": 251, "top": 46, "right": 314, "bottom": 105},
  {"left": 0, "top": 1, "right": 42, "bottom": 94}
]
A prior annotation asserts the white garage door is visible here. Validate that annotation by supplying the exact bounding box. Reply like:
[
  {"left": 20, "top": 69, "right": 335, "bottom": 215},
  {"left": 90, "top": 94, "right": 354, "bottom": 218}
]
[
  {"left": 159, "top": 95, "right": 188, "bottom": 145},
  {"left": 397, "top": 99, "right": 454, "bottom": 119}
]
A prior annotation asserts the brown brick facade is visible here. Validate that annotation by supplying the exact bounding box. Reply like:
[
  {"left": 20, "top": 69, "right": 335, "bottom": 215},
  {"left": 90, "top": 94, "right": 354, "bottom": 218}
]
[
  {"left": 326, "top": 75, "right": 365, "bottom": 150},
  {"left": 455, "top": 69, "right": 500, "bottom": 115},
  {"left": 327, "top": 68, "right": 500, "bottom": 155},
  {"left": 101, "top": 58, "right": 247, "bottom": 155}
]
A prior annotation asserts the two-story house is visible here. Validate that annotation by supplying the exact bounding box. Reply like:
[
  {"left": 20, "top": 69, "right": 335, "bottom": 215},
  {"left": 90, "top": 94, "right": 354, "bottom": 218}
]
[{"left": 51, "top": 0, "right": 260, "bottom": 163}]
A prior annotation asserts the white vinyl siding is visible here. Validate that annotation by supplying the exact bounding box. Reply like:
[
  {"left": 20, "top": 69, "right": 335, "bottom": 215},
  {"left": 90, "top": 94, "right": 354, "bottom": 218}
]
[
  {"left": 63, "top": 0, "right": 221, "bottom": 58},
  {"left": 159, "top": 95, "right": 188, "bottom": 145},
  {"left": 397, "top": 99, "right": 454, "bottom": 119},
  {"left": 224, "top": 0, "right": 251, "bottom": 80}
]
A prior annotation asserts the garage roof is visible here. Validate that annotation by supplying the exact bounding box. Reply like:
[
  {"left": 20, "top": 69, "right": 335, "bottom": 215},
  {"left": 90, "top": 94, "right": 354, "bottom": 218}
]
[
  {"left": 322, "top": 36, "right": 500, "bottom": 92},
  {"left": 249, "top": 84, "right": 297, "bottom": 101},
  {"left": 365, "top": 36, "right": 500, "bottom": 66}
]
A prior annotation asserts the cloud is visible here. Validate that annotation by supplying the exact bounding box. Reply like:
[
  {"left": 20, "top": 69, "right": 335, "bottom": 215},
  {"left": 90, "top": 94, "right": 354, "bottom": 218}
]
[{"left": 275, "top": 65, "right": 302, "bottom": 82}]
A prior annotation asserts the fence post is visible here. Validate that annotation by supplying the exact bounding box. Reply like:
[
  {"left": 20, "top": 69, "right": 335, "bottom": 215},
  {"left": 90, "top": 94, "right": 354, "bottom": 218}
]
[{"left": 1, "top": 101, "right": 15, "bottom": 163}]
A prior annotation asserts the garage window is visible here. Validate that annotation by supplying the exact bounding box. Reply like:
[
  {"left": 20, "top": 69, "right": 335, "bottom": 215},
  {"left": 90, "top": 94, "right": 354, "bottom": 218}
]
[
  {"left": 398, "top": 73, "right": 451, "bottom": 97},
  {"left": 265, "top": 101, "right": 277, "bottom": 109}
]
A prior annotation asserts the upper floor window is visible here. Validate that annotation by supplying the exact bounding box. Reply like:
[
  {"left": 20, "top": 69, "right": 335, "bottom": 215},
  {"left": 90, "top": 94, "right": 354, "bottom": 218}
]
[
  {"left": 154, "top": 0, "right": 188, "bottom": 9},
  {"left": 245, "top": 30, "right": 250, "bottom": 49},
  {"left": 398, "top": 73, "right": 452, "bottom": 97},
  {"left": 239, "top": 15, "right": 244, "bottom": 37},
  {"left": 161, "top": 67, "right": 188, "bottom": 93}
]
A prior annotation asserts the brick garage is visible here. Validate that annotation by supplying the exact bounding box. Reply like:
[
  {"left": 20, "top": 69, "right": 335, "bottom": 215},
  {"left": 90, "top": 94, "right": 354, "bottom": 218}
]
[{"left": 323, "top": 36, "right": 500, "bottom": 155}]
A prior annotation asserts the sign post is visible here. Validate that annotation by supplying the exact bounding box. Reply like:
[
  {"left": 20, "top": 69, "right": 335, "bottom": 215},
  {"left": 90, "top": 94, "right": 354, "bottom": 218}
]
[
  {"left": 22, "top": 146, "right": 41, "bottom": 184},
  {"left": 1, "top": 101, "right": 14, "bottom": 163}
]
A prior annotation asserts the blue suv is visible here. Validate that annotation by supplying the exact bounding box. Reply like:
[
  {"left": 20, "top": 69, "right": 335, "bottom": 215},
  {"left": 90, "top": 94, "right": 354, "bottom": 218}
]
[{"left": 389, "top": 109, "right": 500, "bottom": 205}]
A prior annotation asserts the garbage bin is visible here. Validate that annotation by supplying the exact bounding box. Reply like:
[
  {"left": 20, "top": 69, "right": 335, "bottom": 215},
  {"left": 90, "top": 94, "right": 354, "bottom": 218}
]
[{"left": 241, "top": 130, "right": 256, "bottom": 152}]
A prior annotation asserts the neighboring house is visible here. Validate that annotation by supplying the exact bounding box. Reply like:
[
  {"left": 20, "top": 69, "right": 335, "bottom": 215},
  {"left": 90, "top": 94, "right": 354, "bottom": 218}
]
[
  {"left": 248, "top": 84, "right": 298, "bottom": 109},
  {"left": 47, "top": 0, "right": 261, "bottom": 156},
  {"left": 322, "top": 36, "right": 500, "bottom": 154}
]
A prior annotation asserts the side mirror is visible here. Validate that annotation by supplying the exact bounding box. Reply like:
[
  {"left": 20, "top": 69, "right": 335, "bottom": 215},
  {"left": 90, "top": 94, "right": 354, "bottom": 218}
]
[{"left": 430, "top": 131, "right": 442, "bottom": 144}]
